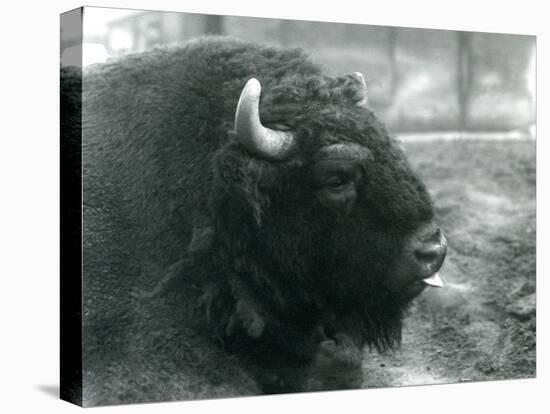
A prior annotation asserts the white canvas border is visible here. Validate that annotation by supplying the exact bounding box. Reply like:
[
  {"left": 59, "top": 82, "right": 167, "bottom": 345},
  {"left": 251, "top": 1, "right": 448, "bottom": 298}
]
[{"left": 0, "top": 0, "right": 546, "bottom": 413}]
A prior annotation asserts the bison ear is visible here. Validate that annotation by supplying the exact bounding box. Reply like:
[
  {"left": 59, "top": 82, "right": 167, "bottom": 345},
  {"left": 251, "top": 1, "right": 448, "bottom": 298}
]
[{"left": 351, "top": 72, "right": 368, "bottom": 108}]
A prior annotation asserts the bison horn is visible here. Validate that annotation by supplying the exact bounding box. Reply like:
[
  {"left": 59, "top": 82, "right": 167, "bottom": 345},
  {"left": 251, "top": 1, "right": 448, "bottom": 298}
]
[{"left": 235, "top": 78, "right": 295, "bottom": 160}]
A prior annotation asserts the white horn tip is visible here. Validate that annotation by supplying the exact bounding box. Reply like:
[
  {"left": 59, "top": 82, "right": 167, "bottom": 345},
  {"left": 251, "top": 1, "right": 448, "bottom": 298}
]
[{"left": 244, "top": 78, "right": 261, "bottom": 99}]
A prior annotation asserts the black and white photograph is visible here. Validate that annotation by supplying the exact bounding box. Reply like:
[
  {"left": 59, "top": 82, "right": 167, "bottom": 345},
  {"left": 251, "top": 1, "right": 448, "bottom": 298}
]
[
  {"left": 59, "top": 5, "right": 536, "bottom": 407},
  {"left": 1, "top": 1, "right": 547, "bottom": 413}
]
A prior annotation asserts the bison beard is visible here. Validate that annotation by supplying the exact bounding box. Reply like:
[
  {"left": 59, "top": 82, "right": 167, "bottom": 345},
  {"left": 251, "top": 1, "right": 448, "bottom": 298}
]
[{"left": 74, "top": 37, "right": 446, "bottom": 404}]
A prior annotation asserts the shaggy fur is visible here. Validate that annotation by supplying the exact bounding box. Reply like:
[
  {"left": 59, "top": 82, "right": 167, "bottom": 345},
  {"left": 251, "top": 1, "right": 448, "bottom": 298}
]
[{"left": 71, "top": 37, "right": 435, "bottom": 405}]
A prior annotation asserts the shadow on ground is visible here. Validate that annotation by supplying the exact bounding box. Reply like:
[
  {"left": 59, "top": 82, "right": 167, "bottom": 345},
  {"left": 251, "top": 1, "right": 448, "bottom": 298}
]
[{"left": 36, "top": 384, "right": 59, "bottom": 399}]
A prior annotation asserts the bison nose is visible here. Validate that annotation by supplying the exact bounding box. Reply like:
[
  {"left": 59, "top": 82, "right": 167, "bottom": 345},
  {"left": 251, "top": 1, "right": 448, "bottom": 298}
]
[{"left": 414, "top": 228, "right": 447, "bottom": 276}]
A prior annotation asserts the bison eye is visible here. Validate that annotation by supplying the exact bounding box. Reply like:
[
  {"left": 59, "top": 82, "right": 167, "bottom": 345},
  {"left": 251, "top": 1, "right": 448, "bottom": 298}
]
[
  {"left": 312, "top": 161, "right": 363, "bottom": 195},
  {"left": 325, "top": 177, "right": 348, "bottom": 192},
  {"left": 323, "top": 169, "right": 361, "bottom": 191},
  {"left": 316, "top": 176, "right": 358, "bottom": 214}
]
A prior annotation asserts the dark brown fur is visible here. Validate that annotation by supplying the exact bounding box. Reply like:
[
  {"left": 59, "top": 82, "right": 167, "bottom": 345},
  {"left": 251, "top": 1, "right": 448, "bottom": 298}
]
[{"left": 73, "top": 37, "right": 435, "bottom": 404}]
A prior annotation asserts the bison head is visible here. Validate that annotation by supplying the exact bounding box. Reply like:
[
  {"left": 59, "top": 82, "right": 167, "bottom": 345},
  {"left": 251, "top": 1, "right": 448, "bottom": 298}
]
[{"left": 210, "top": 74, "right": 446, "bottom": 355}]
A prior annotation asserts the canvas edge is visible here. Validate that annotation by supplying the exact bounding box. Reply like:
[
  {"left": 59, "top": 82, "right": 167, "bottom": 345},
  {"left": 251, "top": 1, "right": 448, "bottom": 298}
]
[{"left": 60, "top": 6, "right": 84, "bottom": 407}]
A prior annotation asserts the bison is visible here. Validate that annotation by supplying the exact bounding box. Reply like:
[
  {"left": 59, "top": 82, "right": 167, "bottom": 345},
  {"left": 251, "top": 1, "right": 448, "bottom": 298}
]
[{"left": 68, "top": 37, "right": 447, "bottom": 405}]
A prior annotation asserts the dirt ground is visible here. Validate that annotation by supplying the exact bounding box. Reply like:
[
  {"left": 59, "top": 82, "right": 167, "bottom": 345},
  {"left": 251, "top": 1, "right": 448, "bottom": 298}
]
[{"left": 362, "top": 138, "right": 536, "bottom": 387}]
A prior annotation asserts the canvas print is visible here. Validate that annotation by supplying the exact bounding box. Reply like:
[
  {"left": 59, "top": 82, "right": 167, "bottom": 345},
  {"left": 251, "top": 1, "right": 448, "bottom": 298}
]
[{"left": 60, "top": 6, "right": 536, "bottom": 407}]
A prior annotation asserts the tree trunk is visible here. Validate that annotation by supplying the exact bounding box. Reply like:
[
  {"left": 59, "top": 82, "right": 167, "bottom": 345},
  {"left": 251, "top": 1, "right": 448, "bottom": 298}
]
[
  {"left": 457, "top": 32, "right": 473, "bottom": 131},
  {"left": 204, "top": 15, "right": 224, "bottom": 35},
  {"left": 387, "top": 27, "right": 399, "bottom": 103}
]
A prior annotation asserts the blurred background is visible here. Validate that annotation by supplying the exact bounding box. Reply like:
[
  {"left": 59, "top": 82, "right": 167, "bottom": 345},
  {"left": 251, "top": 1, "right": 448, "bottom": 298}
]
[{"left": 61, "top": 7, "right": 536, "bottom": 135}]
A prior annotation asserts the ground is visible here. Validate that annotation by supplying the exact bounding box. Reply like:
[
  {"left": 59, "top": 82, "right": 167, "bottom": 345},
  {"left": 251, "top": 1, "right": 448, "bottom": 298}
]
[{"left": 362, "top": 138, "right": 536, "bottom": 387}]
